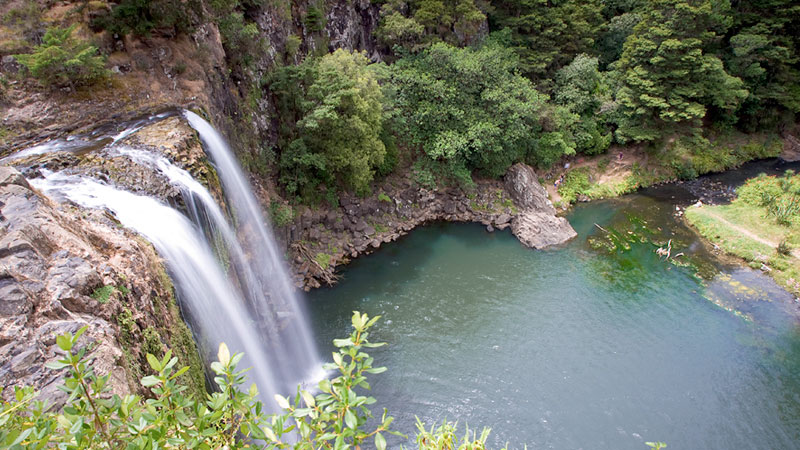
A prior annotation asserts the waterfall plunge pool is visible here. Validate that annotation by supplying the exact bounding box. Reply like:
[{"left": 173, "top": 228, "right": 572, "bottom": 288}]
[{"left": 307, "top": 165, "right": 800, "bottom": 450}]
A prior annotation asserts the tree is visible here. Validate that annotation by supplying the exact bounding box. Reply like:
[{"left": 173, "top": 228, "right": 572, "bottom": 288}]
[
  {"left": 14, "top": 25, "right": 107, "bottom": 88},
  {"left": 488, "top": 0, "right": 604, "bottom": 79},
  {"left": 376, "top": 0, "right": 486, "bottom": 52},
  {"left": 390, "top": 37, "right": 575, "bottom": 187},
  {"left": 554, "top": 54, "right": 613, "bottom": 155},
  {"left": 724, "top": 0, "right": 800, "bottom": 130},
  {"left": 613, "top": 0, "right": 748, "bottom": 142},
  {"left": 270, "top": 50, "right": 388, "bottom": 199}
]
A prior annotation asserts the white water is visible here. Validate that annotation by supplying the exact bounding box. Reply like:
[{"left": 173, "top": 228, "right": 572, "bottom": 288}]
[
  {"left": 30, "top": 172, "right": 283, "bottom": 398},
  {"left": 183, "top": 111, "right": 320, "bottom": 388},
  {"left": 25, "top": 112, "right": 322, "bottom": 410}
]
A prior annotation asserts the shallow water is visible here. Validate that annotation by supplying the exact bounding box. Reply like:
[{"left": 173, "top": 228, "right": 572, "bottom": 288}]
[{"left": 308, "top": 190, "right": 800, "bottom": 449}]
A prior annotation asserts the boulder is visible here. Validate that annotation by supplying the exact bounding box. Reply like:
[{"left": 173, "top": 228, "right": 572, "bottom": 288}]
[
  {"left": 504, "top": 163, "right": 556, "bottom": 214},
  {"left": 511, "top": 211, "right": 577, "bottom": 249},
  {"left": 503, "top": 163, "right": 576, "bottom": 248}
]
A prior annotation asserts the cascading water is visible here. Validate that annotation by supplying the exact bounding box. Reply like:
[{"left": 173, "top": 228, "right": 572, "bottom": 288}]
[
  {"left": 182, "top": 111, "right": 320, "bottom": 385},
  {"left": 27, "top": 112, "right": 321, "bottom": 410}
]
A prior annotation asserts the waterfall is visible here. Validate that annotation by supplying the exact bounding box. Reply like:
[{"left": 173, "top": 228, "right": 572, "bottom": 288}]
[
  {"left": 28, "top": 112, "right": 321, "bottom": 410},
  {"left": 182, "top": 112, "right": 320, "bottom": 390}
]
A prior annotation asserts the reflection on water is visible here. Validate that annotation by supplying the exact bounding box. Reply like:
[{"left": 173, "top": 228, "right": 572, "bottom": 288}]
[{"left": 308, "top": 189, "right": 800, "bottom": 450}]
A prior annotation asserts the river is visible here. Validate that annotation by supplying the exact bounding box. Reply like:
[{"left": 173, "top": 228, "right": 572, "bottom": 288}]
[{"left": 307, "top": 160, "right": 800, "bottom": 450}]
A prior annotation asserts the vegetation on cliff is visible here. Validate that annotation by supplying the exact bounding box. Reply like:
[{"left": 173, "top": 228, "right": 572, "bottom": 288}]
[{"left": 3, "top": 0, "right": 798, "bottom": 203}]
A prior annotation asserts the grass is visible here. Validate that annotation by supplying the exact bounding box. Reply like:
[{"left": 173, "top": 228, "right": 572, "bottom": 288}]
[
  {"left": 685, "top": 171, "right": 800, "bottom": 296},
  {"left": 314, "top": 252, "right": 332, "bottom": 270}
]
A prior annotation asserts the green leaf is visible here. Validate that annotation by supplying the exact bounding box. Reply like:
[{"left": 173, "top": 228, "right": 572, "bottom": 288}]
[
  {"left": 141, "top": 376, "right": 160, "bottom": 387},
  {"left": 301, "top": 389, "right": 315, "bottom": 407},
  {"left": 56, "top": 334, "right": 72, "bottom": 352},
  {"left": 344, "top": 409, "right": 357, "bottom": 429},
  {"left": 333, "top": 338, "right": 353, "bottom": 348},
  {"left": 217, "top": 342, "right": 230, "bottom": 365},
  {"left": 365, "top": 366, "right": 387, "bottom": 374},
  {"left": 146, "top": 353, "right": 161, "bottom": 372},
  {"left": 375, "top": 432, "right": 386, "bottom": 450},
  {"left": 74, "top": 325, "right": 89, "bottom": 342},
  {"left": 274, "top": 394, "right": 290, "bottom": 410},
  {"left": 45, "top": 360, "right": 70, "bottom": 370}
]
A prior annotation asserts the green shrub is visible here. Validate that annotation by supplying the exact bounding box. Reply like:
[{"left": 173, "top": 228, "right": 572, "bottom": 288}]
[
  {"left": 558, "top": 168, "right": 592, "bottom": 203},
  {"left": 14, "top": 25, "right": 108, "bottom": 88},
  {"left": 390, "top": 37, "right": 575, "bottom": 187},
  {"left": 0, "top": 313, "right": 664, "bottom": 449},
  {"left": 269, "top": 201, "right": 295, "bottom": 227},
  {"left": 303, "top": 5, "right": 326, "bottom": 32},
  {"left": 737, "top": 170, "right": 800, "bottom": 225},
  {"left": 90, "top": 285, "right": 116, "bottom": 303},
  {"left": 270, "top": 49, "right": 388, "bottom": 199}
]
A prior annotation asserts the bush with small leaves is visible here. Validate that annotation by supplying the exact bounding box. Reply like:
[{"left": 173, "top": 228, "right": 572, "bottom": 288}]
[
  {"left": 0, "top": 313, "right": 666, "bottom": 450},
  {"left": 14, "top": 25, "right": 108, "bottom": 88}
]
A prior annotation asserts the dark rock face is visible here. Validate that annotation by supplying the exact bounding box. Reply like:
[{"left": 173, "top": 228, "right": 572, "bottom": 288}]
[{"left": 325, "top": 0, "right": 382, "bottom": 60}]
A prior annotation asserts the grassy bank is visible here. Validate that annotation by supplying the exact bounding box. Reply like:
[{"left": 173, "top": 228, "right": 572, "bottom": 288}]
[
  {"left": 549, "top": 132, "right": 784, "bottom": 207},
  {"left": 684, "top": 171, "right": 800, "bottom": 297}
]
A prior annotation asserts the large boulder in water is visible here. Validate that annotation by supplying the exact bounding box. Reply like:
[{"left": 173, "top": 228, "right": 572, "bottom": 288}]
[{"left": 504, "top": 163, "right": 576, "bottom": 249}]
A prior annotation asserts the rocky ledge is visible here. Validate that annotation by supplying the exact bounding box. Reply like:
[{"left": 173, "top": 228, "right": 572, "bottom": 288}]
[
  {"left": 281, "top": 163, "right": 577, "bottom": 289},
  {"left": 0, "top": 118, "right": 211, "bottom": 405}
]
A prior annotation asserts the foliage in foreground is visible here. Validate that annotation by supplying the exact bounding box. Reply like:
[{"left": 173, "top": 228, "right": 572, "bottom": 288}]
[
  {"left": 13, "top": 25, "right": 107, "bottom": 88},
  {"left": 0, "top": 312, "right": 667, "bottom": 449}
]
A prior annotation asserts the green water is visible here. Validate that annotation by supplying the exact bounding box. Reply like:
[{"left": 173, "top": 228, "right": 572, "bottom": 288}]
[{"left": 307, "top": 195, "right": 800, "bottom": 450}]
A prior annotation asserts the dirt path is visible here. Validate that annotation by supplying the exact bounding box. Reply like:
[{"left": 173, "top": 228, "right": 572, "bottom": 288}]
[{"left": 700, "top": 208, "right": 800, "bottom": 259}]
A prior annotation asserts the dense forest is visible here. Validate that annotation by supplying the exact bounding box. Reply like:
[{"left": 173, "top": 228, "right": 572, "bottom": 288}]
[{"left": 4, "top": 0, "right": 799, "bottom": 203}]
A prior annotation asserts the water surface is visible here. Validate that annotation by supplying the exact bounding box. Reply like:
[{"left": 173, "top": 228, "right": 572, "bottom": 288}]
[{"left": 308, "top": 190, "right": 800, "bottom": 450}]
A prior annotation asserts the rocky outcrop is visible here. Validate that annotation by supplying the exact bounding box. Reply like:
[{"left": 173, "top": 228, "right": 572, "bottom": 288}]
[
  {"left": 504, "top": 163, "right": 577, "bottom": 249},
  {"left": 0, "top": 146, "right": 207, "bottom": 405},
  {"left": 282, "top": 164, "right": 576, "bottom": 289},
  {"left": 782, "top": 134, "right": 800, "bottom": 162},
  {"left": 325, "top": 0, "right": 382, "bottom": 60}
]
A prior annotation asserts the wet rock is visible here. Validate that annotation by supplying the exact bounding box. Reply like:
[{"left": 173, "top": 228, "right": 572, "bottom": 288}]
[
  {"left": 0, "top": 166, "right": 190, "bottom": 405},
  {"left": 486, "top": 224, "right": 494, "bottom": 233}
]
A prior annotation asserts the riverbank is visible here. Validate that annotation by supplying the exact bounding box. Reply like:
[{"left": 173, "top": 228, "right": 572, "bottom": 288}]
[
  {"left": 542, "top": 130, "right": 798, "bottom": 208},
  {"left": 281, "top": 163, "right": 576, "bottom": 290},
  {"left": 285, "top": 129, "right": 800, "bottom": 290},
  {"left": 684, "top": 171, "right": 800, "bottom": 298}
]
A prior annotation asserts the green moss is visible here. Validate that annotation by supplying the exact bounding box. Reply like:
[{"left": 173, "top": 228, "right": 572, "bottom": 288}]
[
  {"left": 91, "top": 285, "right": 116, "bottom": 303},
  {"left": 378, "top": 192, "right": 392, "bottom": 203},
  {"left": 314, "top": 252, "right": 332, "bottom": 270}
]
